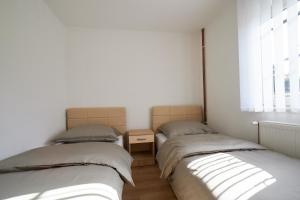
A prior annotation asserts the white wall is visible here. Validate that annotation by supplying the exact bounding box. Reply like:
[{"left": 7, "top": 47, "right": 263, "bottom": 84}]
[
  {"left": 206, "top": 0, "right": 300, "bottom": 142},
  {"left": 66, "top": 28, "right": 202, "bottom": 129},
  {"left": 0, "top": 0, "right": 67, "bottom": 159}
]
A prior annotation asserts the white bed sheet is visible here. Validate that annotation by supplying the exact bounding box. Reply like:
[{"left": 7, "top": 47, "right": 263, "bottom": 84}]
[
  {"left": 55, "top": 136, "right": 123, "bottom": 147},
  {"left": 115, "top": 135, "right": 124, "bottom": 147},
  {"left": 156, "top": 133, "right": 167, "bottom": 150}
]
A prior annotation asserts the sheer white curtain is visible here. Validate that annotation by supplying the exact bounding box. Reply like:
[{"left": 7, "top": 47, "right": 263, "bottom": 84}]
[{"left": 237, "top": 0, "right": 300, "bottom": 112}]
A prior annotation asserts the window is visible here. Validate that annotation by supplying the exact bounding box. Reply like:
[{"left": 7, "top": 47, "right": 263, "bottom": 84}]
[{"left": 237, "top": 0, "right": 300, "bottom": 112}]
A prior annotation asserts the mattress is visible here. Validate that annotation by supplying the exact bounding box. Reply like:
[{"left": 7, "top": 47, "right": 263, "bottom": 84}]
[
  {"left": 0, "top": 165, "right": 123, "bottom": 200},
  {"left": 170, "top": 150, "right": 300, "bottom": 200},
  {"left": 156, "top": 133, "right": 167, "bottom": 150},
  {"left": 0, "top": 142, "right": 133, "bottom": 200},
  {"left": 156, "top": 134, "right": 300, "bottom": 200}
]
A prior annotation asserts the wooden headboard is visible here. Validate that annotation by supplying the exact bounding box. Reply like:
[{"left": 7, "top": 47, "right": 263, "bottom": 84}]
[
  {"left": 66, "top": 107, "right": 126, "bottom": 134},
  {"left": 152, "top": 105, "right": 203, "bottom": 131}
]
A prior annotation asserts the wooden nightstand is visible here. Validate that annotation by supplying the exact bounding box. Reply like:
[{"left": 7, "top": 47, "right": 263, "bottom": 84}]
[{"left": 127, "top": 129, "right": 155, "bottom": 167}]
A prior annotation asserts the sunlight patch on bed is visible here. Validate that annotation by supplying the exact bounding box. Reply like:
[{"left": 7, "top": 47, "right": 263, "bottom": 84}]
[
  {"left": 4, "top": 193, "right": 39, "bottom": 200},
  {"left": 5, "top": 183, "right": 119, "bottom": 200},
  {"left": 187, "top": 153, "right": 276, "bottom": 200}
]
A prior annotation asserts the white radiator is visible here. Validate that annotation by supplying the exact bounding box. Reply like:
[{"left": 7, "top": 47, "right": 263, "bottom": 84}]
[{"left": 259, "top": 121, "right": 300, "bottom": 159}]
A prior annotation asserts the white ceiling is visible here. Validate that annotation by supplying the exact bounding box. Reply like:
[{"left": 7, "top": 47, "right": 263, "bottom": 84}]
[{"left": 45, "top": 0, "right": 230, "bottom": 32}]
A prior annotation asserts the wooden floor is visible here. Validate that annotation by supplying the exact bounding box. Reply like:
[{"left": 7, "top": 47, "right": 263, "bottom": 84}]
[{"left": 123, "top": 165, "right": 177, "bottom": 200}]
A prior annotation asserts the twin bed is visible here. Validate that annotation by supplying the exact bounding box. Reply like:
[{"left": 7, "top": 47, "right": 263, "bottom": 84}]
[
  {"left": 0, "top": 107, "right": 133, "bottom": 200},
  {"left": 153, "top": 106, "right": 300, "bottom": 200}
]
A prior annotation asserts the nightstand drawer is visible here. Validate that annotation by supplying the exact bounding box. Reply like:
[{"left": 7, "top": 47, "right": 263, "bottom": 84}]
[{"left": 129, "top": 135, "right": 154, "bottom": 144}]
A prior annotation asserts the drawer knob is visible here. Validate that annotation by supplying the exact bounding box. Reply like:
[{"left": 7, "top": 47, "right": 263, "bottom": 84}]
[{"left": 137, "top": 138, "right": 146, "bottom": 141}]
